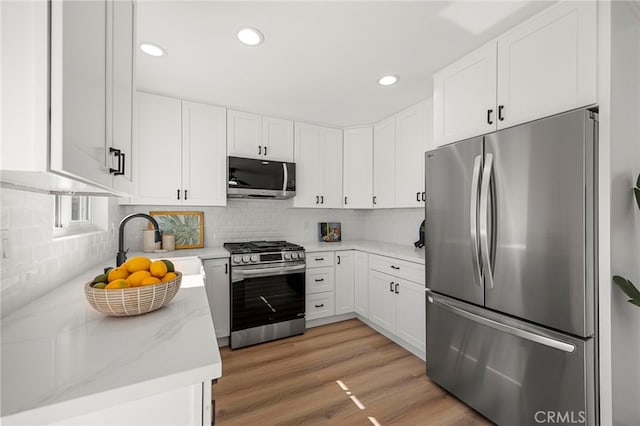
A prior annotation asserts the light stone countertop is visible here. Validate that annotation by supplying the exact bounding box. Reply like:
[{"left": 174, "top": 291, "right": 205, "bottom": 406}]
[
  {"left": 0, "top": 259, "right": 221, "bottom": 424},
  {"left": 298, "top": 240, "right": 425, "bottom": 264}
]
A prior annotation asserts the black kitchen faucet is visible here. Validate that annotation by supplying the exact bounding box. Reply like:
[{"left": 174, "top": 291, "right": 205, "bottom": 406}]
[{"left": 116, "top": 213, "right": 161, "bottom": 266}]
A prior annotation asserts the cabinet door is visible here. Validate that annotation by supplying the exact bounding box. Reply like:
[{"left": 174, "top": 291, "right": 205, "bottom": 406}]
[
  {"left": 368, "top": 270, "right": 396, "bottom": 333},
  {"left": 395, "top": 279, "right": 425, "bottom": 352},
  {"left": 373, "top": 118, "right": 395, "bottom": 208},
  {"left": 227, "top": 110, "right": 262, "bottom": 159},
  {"left": 433, "top": 42, "right": 497, "bottom": 146},
  {"left": 50, "top": 0, "right": 110, "bottom": 187},
  {"left": 395, "top": 103, "right": 424, "bottom": 207},
  {"left": 109, "top": 0, "right": 134, "bottom": 194},
  {"left": 343, "top": 127, "right": 373, "bottom": 208},
  {"left": 262, "top": 116, "right": 294, "bottom": 162},
  {"left": 496, "top": 1, "right": 596, "bottom": 129},
  {"left": 182, "top": 101, "right": 227, "bottom": 206},
  {"left": 293, "top": 123, "right": 322, "bottom": 207},
  {"left": 203, "top": 258, "right": 230, "bottom": 339},
  {"left": 320, "top": 127, "right": 343, "bottom": 208},
  {"left": 135, "top": 92, "right": 182, "bottom": 204},
  {"left": 335, "top": 251, "right": 355, "bottom": 315},
  {"left": 306, "top": 292, "right": 336, "bottom": 321},
  {"left": 354, "top": 251, "right": 369, "bottom": 318}
]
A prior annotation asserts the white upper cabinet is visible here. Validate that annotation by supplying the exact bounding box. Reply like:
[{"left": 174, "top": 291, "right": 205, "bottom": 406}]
[
  {"left": 433, "top": 1, "right": 596, "bottom": 146},
  {"left": 133, "top": 92, "right": 226, "bottom": 206},
  {"left": 433, "top": 43, "right": 497, "bottom": 147},
  {"left": 343, "top": 127, "right": 373, "bottom": 209},
  {"left": 496, "top": 1, "right": 596, "bottom": 128},
  {"left": 227, "top": 110, "right": 293, "bottom": 162},
  {"left": 395, "top": 102, "right": 426, "bottom": 207},
  {"left": 293, "top": 122, "right": 342, "bottom": 208},
  {"left": 373, "top": 118, "right": 396, "bottom": 209}
]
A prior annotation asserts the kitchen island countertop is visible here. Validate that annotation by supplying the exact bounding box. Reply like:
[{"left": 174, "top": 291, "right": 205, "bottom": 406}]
[
  {"left": 300, "top": 240, "right": 425, "bottom": 264},
  {"left": 0, "top": 259, "right": 221, "bottom": 424}
]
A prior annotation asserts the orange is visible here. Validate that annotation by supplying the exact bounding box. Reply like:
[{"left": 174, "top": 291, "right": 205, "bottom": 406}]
[
  {"left": 107, "top": 267, "right": 129, "bottom": 282},
  {"left": 141, "top": 276, "right": 162, "bottom": 286},
  {"left": 126, "top": 270, "right": 151, "bottom": 287},
  {"left": 150, "top": 260, "right": 168, "bottom": 278},
  {"left": 161, "top": 272, "right": 177, "bottom": 282},
  {"left": 126, "top": 257, "right": 152, "bottom": 273},
  {"left": 105, "top": 279, "right": 130, "bottom": 289}
]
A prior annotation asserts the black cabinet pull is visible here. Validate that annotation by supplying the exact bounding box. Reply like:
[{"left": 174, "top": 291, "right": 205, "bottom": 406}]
[
  {"left": 389, "top": 282, "right": 394, "bottom": 292},
  {"left": 320, "top": 195, "right": 324, "bottom": 204},
  {"left": 264, "top": 146, "right": 268, "bottom": 156},
  {"left": 373, "top": 196, "right": 377, "bottom": 205},
  {"left": 416, "top": 192, "right": 420, "bottom": 202},
  {"left": 258, "top": 145, "right": 262, "bottom": 155},
  {"left": 109, "top": 147, "right": 125, "bottom": 175},
  {"left": 390, "top": 265, "right": 400, "bottom": 270},
  {"left": 498, "top": 105, "right": 505, "bottom": 121},
  {"left": 315, "top": 278, "right": 325, "bottom": 282},
  {"left": 225, "top": 263, "right": 228, "bottom": 274},
  {"left": 395, "top": 283, "right": 399, "bottom": 294},
  {"left": 315, "top": 257, "right": 324, "bottom": 261},
  {"left": 177, "top": 189, "right": 181, "bottom": 200},
  {"left": 422, "top": 192, "right": 426, "bottom": 202},
  {"left": 487, "top": 109, "right": 494, "bottom": 125},
  {"left": 337, "top": 255, "right": 341, "bottom": 265},
  {"left": 344, "top": 196, "right": 348, "bottom": 205},
  {"left": 316, "top": 195, "right": 319, "bottom": 204},
  {"left": 315, "top": 304, "right": 324, "bottom": 308},
  {"left": 184, "top": 189, "right": 188, "bottom": 200}
]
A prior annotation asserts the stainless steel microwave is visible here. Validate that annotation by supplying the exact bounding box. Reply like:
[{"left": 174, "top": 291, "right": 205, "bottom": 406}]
[{"left": 228, "top": 156, "right": 296, "bottom": 199}]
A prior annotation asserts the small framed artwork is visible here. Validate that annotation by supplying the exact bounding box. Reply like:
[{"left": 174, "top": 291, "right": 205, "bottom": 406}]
[
  {"left": 319, "top": 222, "right": 341, "bottom": 242},
  {"left": 149, "top": 211, "right": 204, "bottom": 249}
]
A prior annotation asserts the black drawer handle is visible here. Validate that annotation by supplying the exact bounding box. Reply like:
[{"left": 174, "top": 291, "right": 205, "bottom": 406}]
[
  {"left": 315, "top": 278, "right": 324, "bottom": 282},
  {"left": 177, "top": 189, "right": 180, "bottom": 200},
  {"left": 395, "top": 283, "right": 399, "bottom": 294},
  {"left": 184, "top": 189, "right": 188, "bottom": 200},
  {"left": 487, "top": 108, "right": 494, "bottom": 125},
  {"left": 390, "top": 265, "right": 400, "bottom": 270},
  {"left": 264, "top": 146, "right": 268, "bottom": 156},
  {"left": 315, "top": 304, "right": 324, "bottom": 308},
  {"left": 422, "top": 192, "right": 426, "bottom": 202},
  {"left": 258, "top": 145, "right": 262, "bottom": 155},
  {"left": 344, "top": 196, "right": 348, "bottom": 205},
  {"left": 416, "top": 192, "right": 420, "bottom": 202},
  {"left": 337, "top": 255, "right": 341, "bottom": 265},
  {"left": 498, "top": 105, "right": 505, "bottom": 121},
  {"left": 315, "top": 258, "right": 324, "bottom": 261},
  {"left": 389, "top": 282, "right": 394, "bottom": 292},
  {"left": 316, "top": 195, "right": 319, "bottom": 204}
]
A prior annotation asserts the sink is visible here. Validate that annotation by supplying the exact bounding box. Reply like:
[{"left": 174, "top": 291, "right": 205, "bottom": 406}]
[{"left": 162, "top": 256, "right": 204, "bottom": 276}]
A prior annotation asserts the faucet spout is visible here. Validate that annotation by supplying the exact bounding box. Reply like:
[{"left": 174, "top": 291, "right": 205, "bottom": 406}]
[{"left": 116, "top": 213, "right": 161, "bottom": 266}]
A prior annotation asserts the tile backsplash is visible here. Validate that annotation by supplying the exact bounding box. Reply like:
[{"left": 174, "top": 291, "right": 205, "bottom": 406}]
[{"left": 0, "top": 188, "right": 118, "bottom": 317}]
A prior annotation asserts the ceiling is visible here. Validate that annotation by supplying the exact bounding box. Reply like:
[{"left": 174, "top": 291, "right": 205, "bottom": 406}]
[{"left": 136, "top": 1, "right": 554, "bottom": 128}]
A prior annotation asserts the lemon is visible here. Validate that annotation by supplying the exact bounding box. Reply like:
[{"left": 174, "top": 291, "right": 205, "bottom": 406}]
[
  {"left": 107, "top": 267, "right": 129, "bottom": 282},
  {"left": 105, "top": 279, "right": 130, "bottom": 289},
  {"left": 150, "top": 260, "right": 168, "bottom": 278},
  {"left": 161, "top": 272, "right": 177, "bottom": 282},
  {"left": 126, "top": 270, "right": 151, "bottom": 287},
  {"left": 126, "top": 257, "right": 152, "bottom": 273},
  {"left": 141, "top": 276, "right": 162, "bottom": 286}
]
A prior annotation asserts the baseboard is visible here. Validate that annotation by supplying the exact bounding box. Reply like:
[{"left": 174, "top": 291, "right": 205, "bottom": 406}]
[
  {"left": 356, "top": 315, "right": 426, "bottom": 361},
  {"left": 306, "top": 312, "right": 357, "bottom": 328}
]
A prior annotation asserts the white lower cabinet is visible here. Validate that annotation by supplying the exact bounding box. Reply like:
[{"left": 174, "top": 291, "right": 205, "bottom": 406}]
[
  {"left": 335, "top": 251, "right": 355, "bottom": 315},
  {"left": 369, "top": 269, "right": 397, "bottom": 332},
  {"left": 305, "top": 252, "right": 336, "bottom": 321},
  {"left": 306, "top": 267, "right": 335, "bottom": 294},
  {"left": 354, "top": 251, "right": 369, "bottom": 317},
  {"left": 395, "top": 279, "right": 426, "bottom": 351},
  {"left": 203, "top": 258, "right": 230, "bottom": 339}
]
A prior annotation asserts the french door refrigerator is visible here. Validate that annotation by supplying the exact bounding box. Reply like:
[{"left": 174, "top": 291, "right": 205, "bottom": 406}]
[{"left": 424, "top": 108, "right": 598, "bottom": 426}]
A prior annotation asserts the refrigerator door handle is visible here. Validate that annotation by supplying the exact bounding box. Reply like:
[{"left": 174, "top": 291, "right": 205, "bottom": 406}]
[
  {"left": 479, "top": 153, "right": 495, "bottom": 289},
  {"left": 427, "top": 293, "right": 576, "bottom": 353},
  {"left": 469, "top": 155, "right": 483, "bottom": 288}
]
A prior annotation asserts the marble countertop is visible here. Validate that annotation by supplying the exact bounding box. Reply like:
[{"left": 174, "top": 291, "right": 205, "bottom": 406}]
[
  {"left": 1, "top": 260, "right": 221, "bottom": 424},
  {"left": 299, "top": 240, "right": 425, "bottom": 264}
]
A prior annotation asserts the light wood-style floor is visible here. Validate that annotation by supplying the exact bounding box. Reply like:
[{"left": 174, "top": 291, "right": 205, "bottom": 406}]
[{"left": 214, "top": 319, "right": 491, "bottom": 425}]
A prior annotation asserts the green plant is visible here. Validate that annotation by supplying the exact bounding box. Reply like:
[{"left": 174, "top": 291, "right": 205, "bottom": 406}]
[{"left": 613, "top": 173, "right": 640, "bottom": 307}]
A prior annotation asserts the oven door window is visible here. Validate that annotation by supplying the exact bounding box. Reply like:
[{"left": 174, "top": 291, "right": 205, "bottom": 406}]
[{"left": 232, "top": 272, "right": 305, "bottom": 331}]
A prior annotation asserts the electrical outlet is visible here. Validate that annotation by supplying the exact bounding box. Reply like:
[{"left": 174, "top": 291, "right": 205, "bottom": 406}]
[{"left": 1, "top": 229, "right": 11, "bottom": 259}]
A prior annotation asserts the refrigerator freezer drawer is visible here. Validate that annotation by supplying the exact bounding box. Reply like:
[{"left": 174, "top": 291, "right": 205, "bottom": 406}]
[{"left": 426, "top": 293, "right": 596, "bottom": 426}]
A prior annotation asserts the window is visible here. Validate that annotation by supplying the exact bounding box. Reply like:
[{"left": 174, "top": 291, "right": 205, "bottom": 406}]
[{"left": 53, "top": 195, "right": 108, "bottom": 236}]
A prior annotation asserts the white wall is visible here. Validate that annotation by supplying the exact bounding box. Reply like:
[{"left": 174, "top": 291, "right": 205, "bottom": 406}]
[
  {"left": 0, "top": 188, "right": 118, "bottom": 317},
  {"left": 610, "top": 2, "right": 640, "bottom": 424},
  {"left": 363, "top": 208, "right": 424, "bottom": 246}
]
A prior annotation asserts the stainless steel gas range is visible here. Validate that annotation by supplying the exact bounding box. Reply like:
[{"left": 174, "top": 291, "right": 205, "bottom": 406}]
[{"left": 223, "top": 241, "right": 306, "bottom": 349}]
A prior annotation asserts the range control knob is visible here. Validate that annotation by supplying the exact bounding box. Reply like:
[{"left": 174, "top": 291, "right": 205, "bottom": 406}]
[
  {"left": 250, "top": 255, "right": 259, "bottom": 263},
  {"left": 298, "top": 251, "right": 305, "bottom": 259},
  {"left": 284, "top": 252, "right": 292, "bottom": 260},
  {"left": 242, "top": 255, "right": 250, "bottom": 263},
  {"left": 291, "top": 252, "right": 298, "bottom": 259},
  {"left": 233, "top": 255, "right": 242, "bottom": 264}
]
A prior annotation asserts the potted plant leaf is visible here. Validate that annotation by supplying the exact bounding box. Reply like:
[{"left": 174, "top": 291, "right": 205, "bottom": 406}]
[{"left": 613, "top": 173, "right": 640, "bottom": 307}]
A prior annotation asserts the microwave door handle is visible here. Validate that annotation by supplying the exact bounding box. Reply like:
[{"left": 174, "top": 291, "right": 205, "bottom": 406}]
[{"left": 283, "top": 163, "right": 288, "bottom": 194}]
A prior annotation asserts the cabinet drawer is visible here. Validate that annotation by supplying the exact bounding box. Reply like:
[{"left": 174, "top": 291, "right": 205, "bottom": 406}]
[
  {"left": 306, "top": 292, "right": 335, "bottom": 320},
  {"left": 306, "top": 267, "right": 335, "bottom": 294},
  {"left": 306, "top": 251, "right": 333, "bottom": 268},
  {"left": 369, "top": 254, "right": 424, "bottom": 285}
]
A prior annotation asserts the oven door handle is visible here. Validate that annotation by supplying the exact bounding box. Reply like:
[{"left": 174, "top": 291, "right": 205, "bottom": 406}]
[{"left": 232, "top": 264, "right": 306, "bottom": 281}]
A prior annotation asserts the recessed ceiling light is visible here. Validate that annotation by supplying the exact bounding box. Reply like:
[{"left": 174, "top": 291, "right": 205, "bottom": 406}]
[
  {"left": 378, "top": 75, "right": 398, "bottom": 86},
  {"left": 237, "top": 27, "right": 264, "bottom": 46},
  {"left": 140, "top": 43, "right": 165, "bottom": 57}
]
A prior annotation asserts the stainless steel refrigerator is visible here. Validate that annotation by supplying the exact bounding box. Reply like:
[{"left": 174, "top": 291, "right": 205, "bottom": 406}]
[{"left": 424, "top": 108, "right": 598, "bottom": 425}]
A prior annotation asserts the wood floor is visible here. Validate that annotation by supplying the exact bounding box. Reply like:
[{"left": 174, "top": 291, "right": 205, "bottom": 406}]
[{"left": 213, "top": 319, "right": 491, "bottom": 425}]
